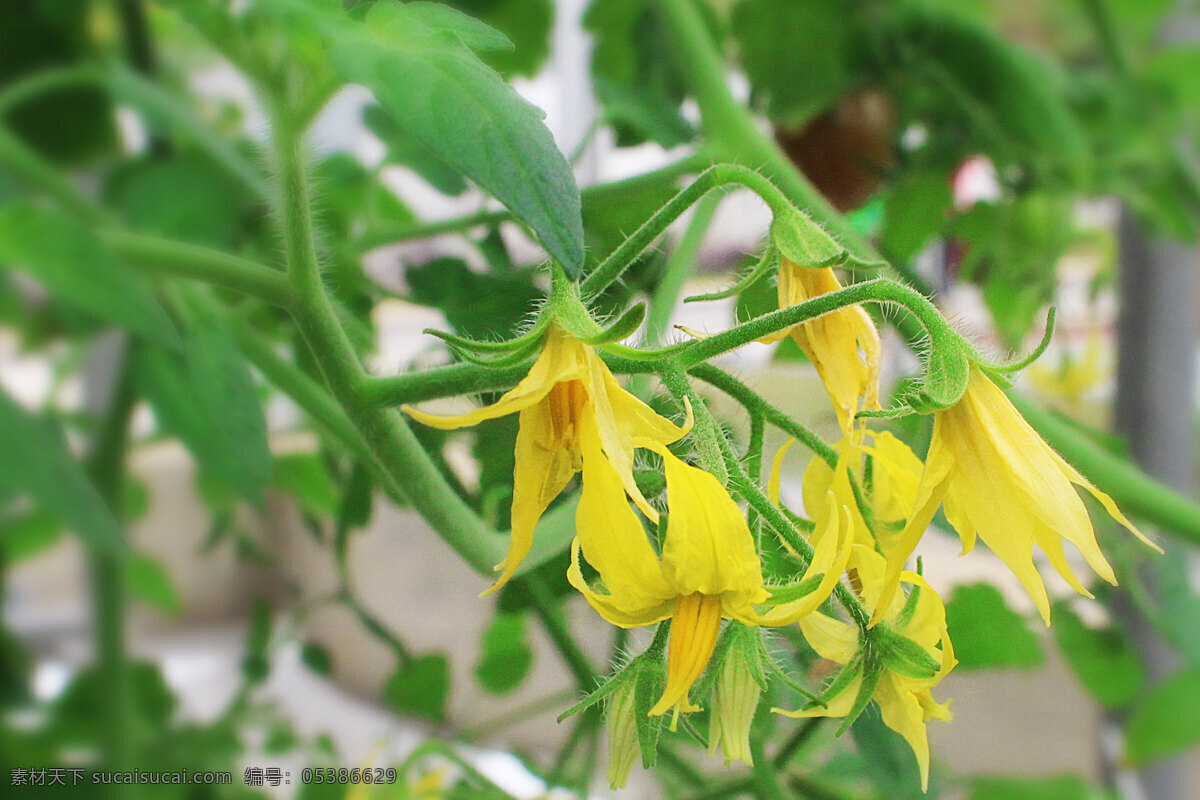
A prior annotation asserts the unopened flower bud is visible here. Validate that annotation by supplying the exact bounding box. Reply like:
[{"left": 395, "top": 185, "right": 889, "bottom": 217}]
[
  {"left": 708, "top": 637, "right": 763, "bottom": 767},
  {"left": 606, "top": 680, "right": 639, "bottom": 789}
]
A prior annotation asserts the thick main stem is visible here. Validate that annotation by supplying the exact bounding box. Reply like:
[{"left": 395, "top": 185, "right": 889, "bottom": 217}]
[{"left": 269, "top": 104, "right": 517, "bottom": 577}]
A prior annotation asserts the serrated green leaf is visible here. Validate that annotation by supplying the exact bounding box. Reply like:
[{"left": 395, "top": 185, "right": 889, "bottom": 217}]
[
  {"left": 136, "top": 308, "right": 270, "bottom": 505},
  {"left": 945, "top": 583, "right": 1043, "bottom": 671},
  {"left": 0, "top": 204, "right": 179, "bottom": 346},
  {"left": 126, "top": 551, "right": 182, "bottom": 615},
  {"left": 1125, "top": 668, "right": 1200, "bottom": 765},
  {"left": 444, "top": 0, "right": 554, "bottom": 78},
  {"left": 272, "top": 453, "right": 340, "bottom": 517},
  {"left": 1053, "top": 602, "right": 1143, "bottom": 708},
  {"left": 384, "top": 653, "right": 451, "bottom": 723},
  {"left": 474, "top": 611, "right": 534, "bottom": 693},
  {"left": 0, "top": 388, "right": 124, "bottom": 555},
  {"left": 331, "top": 1, "right": 583, "bottom": 275}
]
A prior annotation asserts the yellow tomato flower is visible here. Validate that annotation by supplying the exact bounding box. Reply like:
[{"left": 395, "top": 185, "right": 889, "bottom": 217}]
[
  {"left": 403, "top": 325, "right": 691, "bottom": 594},
  {"left": 776, "top": 546, "right": 954, "bottom": 792},
  {"left": 761, "top": 259, "right": 882, "bottom": 430},
  {"left": 568, "top": 438, "right": 852, "bottom": 719},
  {"left": 878, "top": 365, "right": 1161, "bottom": 625},
  {"left": 796, "top": 430, "right": 923, "bottom": 554}
]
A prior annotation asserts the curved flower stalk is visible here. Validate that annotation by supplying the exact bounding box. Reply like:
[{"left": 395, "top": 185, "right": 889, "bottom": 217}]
[
  {"left": 877, "top": 365, "right": 1162, "bottom": 625},
  {"left": 799, "top": 430, "right": 924, "bottom": 554},
  {"left": 760, "top": 258, "right": 882, "bottom": 430},
  {"left": 568, "top": 436, "right": 852, "bottom": 719},
  {"left": 403, "top": 324, "right": 692, "bottom": 593},
  {"left": 776, "top": 546, "right": 955, "bottom": 792}
]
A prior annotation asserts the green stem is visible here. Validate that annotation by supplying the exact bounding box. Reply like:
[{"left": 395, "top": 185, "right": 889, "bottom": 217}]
[
  {"left": 679, "top": 278, "right": 949, "bottom": 368},
  {"left": 103, "top": 231, "right": 296, "bottom": 308},
  {"left": 654, "top": 0, "right": 880, "bottom": 265},
  {"left": 1009, "top": 389, "right": 1200, "bottom": 545},
  {"left": 84, "top": 348, "right": 138, "bottom": 774},
  {"left": 268, "top": 102, "right": 515, "bottom": 577},
  {"left": 580, "top": 164, "right": 797, "bottom": 297},
  {"left": 360, "top": 361, "right": 533, "bottom": 408},
  {"left": 0, "top": 125, "right": 108, "bottom": 225}
]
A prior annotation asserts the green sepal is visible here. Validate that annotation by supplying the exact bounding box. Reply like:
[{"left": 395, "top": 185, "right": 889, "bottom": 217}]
[
  {"left": 895, "top": 580, "right": 923, "bottom": 630},
  {"left": 765, "top": 574, "right": 826, "bottom": 605},
  {"left": 978, "top": 307, "right": 1057, "bottom": 374},
  {"left": 875, "top": 627, "right": 941, "bottom": 680},
  {"left": 836, "top": 652, "right": 881, "bottom": 735},
  {"left": 631, "top": 652, "right": 668, "bottom": 768},
  {"left": 598, "top": 339, "right": 693, "bottom": 362},
  {"left": 423, "top": 313, "right": 548, "bottom": 354},
  {"left": 684, "top": 244, "right": 779, "bottom": 304},
  {"left": 690, "top": 622, "right": 739, "bottom": 702},
  {"left": 770, "top": 207, "right": 846, "bottom": 268},
  {"left": 434, "top": 330, "right": 543, "bottom": 368},
  {"left": 558, "top": 666, "right": 625, "bottom": 723},
  {"left": 581, "top": 302, "right": 647, "bottom": 345}
]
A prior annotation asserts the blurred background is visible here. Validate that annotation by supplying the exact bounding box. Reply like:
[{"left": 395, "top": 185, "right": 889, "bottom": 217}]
[{"left": 3, "top": 1, "right": 1200, "bottom": 799}]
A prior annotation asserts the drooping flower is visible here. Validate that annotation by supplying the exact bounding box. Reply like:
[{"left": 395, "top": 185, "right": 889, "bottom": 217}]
[
  {"left": 403, "top": 324, "right": 691, "bottom": 593},
  {"left": 606, "top": 680, "right": 640, "bottom": 789},
  {"left": 761, "top": 258, "right": 882, "bottom": 430},
  {"left": 798, "top": 430, "right": 924, "bottom": 554},
  {"left": 776, "top": 545, "right": 955, "bottom": 792},
  {"left": 568, "top": 437, "right": 852, "bottom": 718},
  {"left": 877, "top": 365, "right": 1161, "bottom": 625}
]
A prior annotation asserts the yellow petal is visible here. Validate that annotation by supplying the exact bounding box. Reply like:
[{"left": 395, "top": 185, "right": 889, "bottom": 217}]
[
  {"left": 568, "top": 539, "right": 674, "bottom": 628},
  {"left": 773, "top": 675, "right": 862, "bottom": 719},
  {"left": 402, "top": 325, "right": 588, "bottom": 429},
  {"left": 770, "top": 437, "right": 799, "bottom": 506},
  {"left": 649, "top": 445, "right": 767, "bottom": 603},
  {"left": 874, "top": 673, "right": 933, "bottom": 792},
  {"left": 797, "top": 609, "right": 859, "bottom": 664},
  {"left": 569, "top": 418, "right": 673, "bottom": 624},
  {"left": 874, "top": 421, "right": 954, "bottom": 627},
  {"left": 751, "top": 493, "right": 853, "bottom": 625},
  {"left": 649, "top": 593, "right": 723, "bottom": 716},
  {"left": 485, "top": 401, "right": 580, "bottom": 594}
]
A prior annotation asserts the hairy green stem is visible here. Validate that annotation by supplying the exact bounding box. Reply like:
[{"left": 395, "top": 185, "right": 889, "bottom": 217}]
[
  {"left": 580, "top": 164, "right": 798, "bottom": 297},
  {"left": 104, "top": 231, "right": 297, "bottom": 308},
  {"left": 654, "top": 0, "right": 880, "bottom": 265},
  {"left": 0, "top": 126, "right": 109, "bottom": 225},
  {"left": 269, "top": 102, "right": 515, "bottom": 577}
]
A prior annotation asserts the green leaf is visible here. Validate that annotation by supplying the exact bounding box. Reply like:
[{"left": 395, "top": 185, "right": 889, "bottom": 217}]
[
  {"left": 585, "top": 0, "right": 698, "bottom": 148},
  {"left": 384, "top": 653, "right": 451, "bottom": 723},
  {"left": 945, "top": 583, "right": 1043, "bottom": 671},
  {"left": 0, "top": 387, "right": 124, "bottom": 555},
  {"left": 881, "top": 171, "right": 953, "bottom": 264},
  {"left": 968, "top": 774, "right": 1108, "bottom": 800},
  {"left": 1125, "top": 668, "right": 1200, "bottom": 765},
  {"left": 364, "top": 105, "right": 468, "bottom": 196},
  {"left": 126, "top": 551, "right": 182, "bottom": 615},
  {"left": 0, "top": 204, "right": 179, "bottom": 346},
  {"left": 0, "top": 510, "right": 63, "bottom": 562},
  {"left": 732, "top": 0, "right": 856, "bottom": 125},
  {"left": 443, "top": 0, "right": 554, "bottom": 78},
  {"left": 301, "top": 643, "right": 333, "bottom": 676},
  {"left": 406, "top": 257, "right": 542, "bottom": 341},
  {"left": 271, "top": 453, "right": 340, "bottom": 517},
  {"left": 331, "top": 1, "right": 584, "bottom": 275},
  {"left": 1053, "top": 602, "right": 1143, "bottom": 708},
  {"left": 474, "top": 611, "right": 534, "bottom": 693},
  {"left": 106, "top": 154, "right": 245, "bottom": 248},
  {"left": 136, "top": 305, "right": 270, "bottom": 505}
]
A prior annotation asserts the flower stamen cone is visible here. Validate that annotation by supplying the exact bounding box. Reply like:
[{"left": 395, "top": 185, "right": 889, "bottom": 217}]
[{"left": 649, "top": 593, "right": 723, "bottom": 717}]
